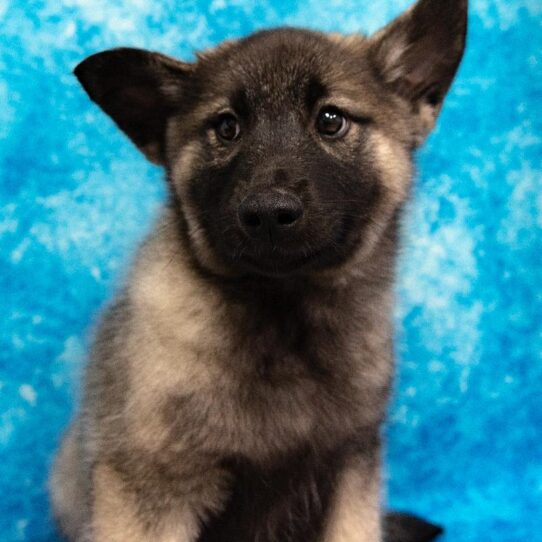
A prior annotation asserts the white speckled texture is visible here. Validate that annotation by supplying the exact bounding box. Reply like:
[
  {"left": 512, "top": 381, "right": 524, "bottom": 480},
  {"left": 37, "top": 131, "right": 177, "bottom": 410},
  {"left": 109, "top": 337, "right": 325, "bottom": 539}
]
[{"left": 1, "top": 1, "right": 541, "bottom": 540}]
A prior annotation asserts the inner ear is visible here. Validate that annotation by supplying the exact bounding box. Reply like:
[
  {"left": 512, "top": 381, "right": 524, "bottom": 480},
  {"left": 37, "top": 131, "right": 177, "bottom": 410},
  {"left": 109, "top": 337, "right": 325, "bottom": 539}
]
[
  {"left": 74, "top": 48, "right": 192, "bottom": 165},
  {"left": 368, "top": 0, "right": 468, "bottom": 138}
]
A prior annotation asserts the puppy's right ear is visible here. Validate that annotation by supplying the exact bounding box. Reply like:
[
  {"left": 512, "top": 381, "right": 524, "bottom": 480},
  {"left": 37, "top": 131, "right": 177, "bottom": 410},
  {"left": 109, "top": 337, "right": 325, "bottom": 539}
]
[{"left": 74, "top": 48, "right": 192, "bottom": 165}]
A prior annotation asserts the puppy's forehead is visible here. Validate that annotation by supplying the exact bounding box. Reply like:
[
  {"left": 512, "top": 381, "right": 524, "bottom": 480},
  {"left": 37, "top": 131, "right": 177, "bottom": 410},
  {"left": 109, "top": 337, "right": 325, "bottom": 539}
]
[{"left": 198, "top": 29, "right": 364, "bottom": 110}]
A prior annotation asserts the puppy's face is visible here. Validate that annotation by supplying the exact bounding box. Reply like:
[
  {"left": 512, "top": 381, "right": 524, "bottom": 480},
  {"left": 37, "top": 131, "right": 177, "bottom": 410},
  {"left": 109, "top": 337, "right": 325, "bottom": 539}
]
[
  {"left": 75, "top": 0, "right": 467, "bottom": 277},
  {"left": 169, "top": 30, "right": 411, "bottom": 277}
]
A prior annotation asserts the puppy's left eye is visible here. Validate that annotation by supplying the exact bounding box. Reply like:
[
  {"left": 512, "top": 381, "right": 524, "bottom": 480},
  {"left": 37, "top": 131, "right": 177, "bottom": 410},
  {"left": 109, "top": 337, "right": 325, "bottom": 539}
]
[
  {"left": 316, "top": 107, "right": 350, "bottom": 138},
  {"left": 215, "top": 113, "right": 241, "bottom": 142}
]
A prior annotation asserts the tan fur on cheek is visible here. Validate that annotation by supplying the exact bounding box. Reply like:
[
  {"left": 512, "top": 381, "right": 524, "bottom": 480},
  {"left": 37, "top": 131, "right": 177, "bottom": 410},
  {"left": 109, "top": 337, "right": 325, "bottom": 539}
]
[
  {"left": 172, "top": 143, "right": 213, "bottom": 263},
  {"left": 367, "top": 131, "right": 411, "bottom": 204},
  {"left": 170, "top": 142, "right": 236, "bottom": 276},
  {"left": 348, "top": 130, "right": 410, "bottom": 264},
  {"left": 316, "top": 130, "right": 411, "bottom": 285}
]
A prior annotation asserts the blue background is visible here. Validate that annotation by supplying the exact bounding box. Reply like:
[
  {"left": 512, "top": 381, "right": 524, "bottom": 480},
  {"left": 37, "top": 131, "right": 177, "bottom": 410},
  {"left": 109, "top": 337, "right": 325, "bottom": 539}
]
[{"left": 1, "top": 1, "right": 541, "bottom": 540}]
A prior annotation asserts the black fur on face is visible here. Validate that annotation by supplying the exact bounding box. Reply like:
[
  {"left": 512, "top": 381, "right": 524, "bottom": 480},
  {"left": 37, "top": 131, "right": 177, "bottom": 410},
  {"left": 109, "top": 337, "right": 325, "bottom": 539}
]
[{"left": 165, "top": 29, "right": 394, "bottom": 277}]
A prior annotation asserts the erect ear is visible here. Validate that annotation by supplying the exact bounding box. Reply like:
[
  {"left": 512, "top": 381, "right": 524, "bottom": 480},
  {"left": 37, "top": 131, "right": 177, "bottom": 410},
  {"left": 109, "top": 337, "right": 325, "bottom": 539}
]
[
  {"left": 368, "top": 0, "right": 468, "bottom": 145},
  {"left": 74, "top": 48, "right": 192, "bottom": 165}
]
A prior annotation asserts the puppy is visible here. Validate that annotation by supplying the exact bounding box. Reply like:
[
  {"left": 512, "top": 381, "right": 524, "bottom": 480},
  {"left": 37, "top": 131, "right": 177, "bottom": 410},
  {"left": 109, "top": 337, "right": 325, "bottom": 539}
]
[{"left": 50, "top": 0, "right": 467, "bottom": 540}]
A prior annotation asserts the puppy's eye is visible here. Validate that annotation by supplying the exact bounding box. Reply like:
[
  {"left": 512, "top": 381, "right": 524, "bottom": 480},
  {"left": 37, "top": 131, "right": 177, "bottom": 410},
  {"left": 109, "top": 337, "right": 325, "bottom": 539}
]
[
  {"left": 215, "top": 113, "right": 240, "bottom": 142},
  {"left": 316, "top": 107, "right": 350, "bottom": 138}
]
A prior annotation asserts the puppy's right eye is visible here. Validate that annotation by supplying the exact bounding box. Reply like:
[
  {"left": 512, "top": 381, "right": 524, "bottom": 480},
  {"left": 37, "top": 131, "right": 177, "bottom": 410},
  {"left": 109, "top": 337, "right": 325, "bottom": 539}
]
[
  {"left": 316, "top": 107, "right": 350, "bottom": 138},
  {"left": 215, "top": 113, "right": 240, "bottom": 142}
]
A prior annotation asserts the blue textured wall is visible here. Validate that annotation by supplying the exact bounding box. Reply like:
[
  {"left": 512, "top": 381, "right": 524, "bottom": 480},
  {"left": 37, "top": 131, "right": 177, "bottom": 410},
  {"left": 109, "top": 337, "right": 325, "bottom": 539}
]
[{"left": 1, "top": 1, "right": 541, "bottom": 541}]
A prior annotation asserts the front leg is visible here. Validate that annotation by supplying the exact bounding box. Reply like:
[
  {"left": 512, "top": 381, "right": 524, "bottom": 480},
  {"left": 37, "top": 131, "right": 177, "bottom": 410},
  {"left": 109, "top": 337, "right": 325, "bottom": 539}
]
[
  {"left": 322, "top": 452, "right": 382, "bottom": 542},
  {"left": 91, "top": 459, "right": 229, "bottom": 542}
]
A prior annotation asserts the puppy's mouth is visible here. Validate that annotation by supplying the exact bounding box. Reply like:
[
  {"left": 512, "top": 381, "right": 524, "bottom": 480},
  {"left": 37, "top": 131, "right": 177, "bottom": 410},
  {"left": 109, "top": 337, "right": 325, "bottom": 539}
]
[
  {"left": 238, "top": 246, "right": 326, "bottom": 276},
  {"left": 228, "top": 217, "right": 354, "bottom": 276}
]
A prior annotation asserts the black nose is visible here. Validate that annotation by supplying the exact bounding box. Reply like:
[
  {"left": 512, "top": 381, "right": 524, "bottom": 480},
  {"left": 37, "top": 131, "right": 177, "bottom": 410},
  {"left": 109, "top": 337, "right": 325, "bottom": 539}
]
[{"left": 238, "top": 190, "right": 304, "bottom": 241}]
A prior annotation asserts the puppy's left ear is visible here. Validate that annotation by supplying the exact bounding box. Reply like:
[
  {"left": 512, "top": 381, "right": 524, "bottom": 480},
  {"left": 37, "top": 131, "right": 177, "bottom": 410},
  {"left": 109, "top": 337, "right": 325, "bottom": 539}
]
[
  {"left": 74, "top": 48, "right": 192, "bottom": 165},
  {"left": 368, "top": 0, "right": 468, "bottom": 145}
]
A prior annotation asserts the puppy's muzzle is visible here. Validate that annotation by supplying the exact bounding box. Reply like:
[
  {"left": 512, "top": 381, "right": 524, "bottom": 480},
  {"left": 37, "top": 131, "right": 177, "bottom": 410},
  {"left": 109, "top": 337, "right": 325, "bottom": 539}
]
[{"left": 238, "top": 189, "right": 304, "bottom": 242}]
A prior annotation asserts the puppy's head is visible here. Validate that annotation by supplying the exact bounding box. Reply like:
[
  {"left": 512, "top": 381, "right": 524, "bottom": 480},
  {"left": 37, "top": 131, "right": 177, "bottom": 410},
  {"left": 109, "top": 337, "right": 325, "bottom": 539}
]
[{"left": 75, "top": 0, "right": 467, "bottom": 278}]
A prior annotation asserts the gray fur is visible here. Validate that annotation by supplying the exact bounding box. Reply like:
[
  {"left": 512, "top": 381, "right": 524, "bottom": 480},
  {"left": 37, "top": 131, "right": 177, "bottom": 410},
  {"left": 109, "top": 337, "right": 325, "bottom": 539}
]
[{"left": 50, "top": 1, "right": 467, "bottom": 540}]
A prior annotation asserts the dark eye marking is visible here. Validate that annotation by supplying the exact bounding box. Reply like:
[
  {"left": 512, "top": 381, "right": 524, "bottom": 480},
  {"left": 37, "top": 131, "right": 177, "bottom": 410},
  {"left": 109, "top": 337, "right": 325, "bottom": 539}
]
[
  {"left": 316, "top": 106, "right": 350, "bottom": 138},
  {"left": 305, "top": 77, "right": 328, "bottom": 111},
  {"left": 215, "top": 113, "right": 241, "bottom": 142}
]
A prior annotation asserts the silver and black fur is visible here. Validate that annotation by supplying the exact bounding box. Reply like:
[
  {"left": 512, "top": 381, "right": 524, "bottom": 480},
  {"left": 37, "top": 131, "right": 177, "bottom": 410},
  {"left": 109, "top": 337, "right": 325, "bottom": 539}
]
[{"left": 50, "top": 1, "right": 468, "bottom": 541}]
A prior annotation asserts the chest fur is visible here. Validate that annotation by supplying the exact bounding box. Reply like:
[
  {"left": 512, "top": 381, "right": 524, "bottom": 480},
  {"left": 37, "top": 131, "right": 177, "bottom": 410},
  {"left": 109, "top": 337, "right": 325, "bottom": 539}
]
[{"left": 114, "top": 252, "right": 393, "bottom": 463}]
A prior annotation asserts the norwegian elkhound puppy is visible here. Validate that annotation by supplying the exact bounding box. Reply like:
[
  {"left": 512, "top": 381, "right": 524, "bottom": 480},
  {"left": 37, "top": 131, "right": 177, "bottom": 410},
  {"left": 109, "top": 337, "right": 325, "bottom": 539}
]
[{"left": 50, "top": 0, "right": 468, "bottom": 540}]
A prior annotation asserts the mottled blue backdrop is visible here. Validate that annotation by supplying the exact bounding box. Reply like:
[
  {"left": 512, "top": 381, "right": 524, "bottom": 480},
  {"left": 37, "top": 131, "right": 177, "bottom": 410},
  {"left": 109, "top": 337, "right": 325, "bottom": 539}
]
[{"left": 1, "top": 1, "right": 541, "bottom": 541}]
